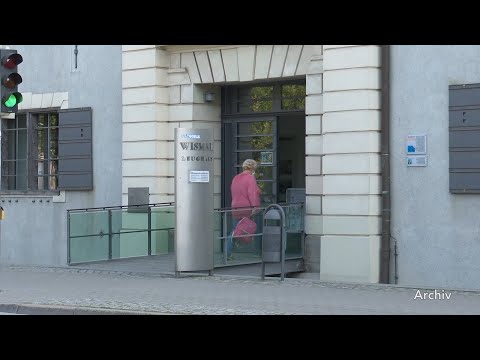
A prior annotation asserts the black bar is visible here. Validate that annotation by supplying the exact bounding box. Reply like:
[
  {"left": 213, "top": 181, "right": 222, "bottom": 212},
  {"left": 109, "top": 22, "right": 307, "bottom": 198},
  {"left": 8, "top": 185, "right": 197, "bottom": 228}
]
[
  {"left": 148, "top": 207, "right": 152, "bottom": 256},
  {"left": 67, "top": 211, "right": 71, "bottom": 264},
  {"left": 108, "top": 209, "right": 112, "bottom": 260}
]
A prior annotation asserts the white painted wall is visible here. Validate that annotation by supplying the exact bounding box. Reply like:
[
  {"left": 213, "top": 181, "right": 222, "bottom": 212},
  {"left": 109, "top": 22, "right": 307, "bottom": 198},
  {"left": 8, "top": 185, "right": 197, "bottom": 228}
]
[{"left": 391, "top": 45, "right": 480, "bottom": 290}]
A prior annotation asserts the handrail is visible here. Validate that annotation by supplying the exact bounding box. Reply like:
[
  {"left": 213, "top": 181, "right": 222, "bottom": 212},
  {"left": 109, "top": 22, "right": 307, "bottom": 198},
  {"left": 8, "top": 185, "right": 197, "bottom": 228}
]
[
  {"left": 67, "top": 202, "right": 175, "bottom": 213},
  {"left": 213, "top": 202, "right": 304, "bottom": 212}
]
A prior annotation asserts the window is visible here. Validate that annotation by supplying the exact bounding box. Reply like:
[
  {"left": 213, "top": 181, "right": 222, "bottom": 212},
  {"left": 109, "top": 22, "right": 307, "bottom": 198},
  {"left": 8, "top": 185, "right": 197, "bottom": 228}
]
[
  {"left": 223, "top": 80, "right": 306, "bottom": 115},
  {"left": 1, "top": 111, "right": 59, "bottom": 191},
  {"left": 238, "top": 86, "right": 274, "bottom": 113},
  {"left": 1, "top": 107, "right": 93, "bottom": 193},
  {"left": 281, "top": 84, "right": 306, "bottom": 110}
]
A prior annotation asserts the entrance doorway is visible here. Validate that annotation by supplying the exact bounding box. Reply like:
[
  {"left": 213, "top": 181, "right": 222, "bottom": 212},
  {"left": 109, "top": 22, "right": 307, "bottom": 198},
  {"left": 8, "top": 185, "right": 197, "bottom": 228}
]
[{"left": 221, "top": 80, "right": 306, "bottom": 208}]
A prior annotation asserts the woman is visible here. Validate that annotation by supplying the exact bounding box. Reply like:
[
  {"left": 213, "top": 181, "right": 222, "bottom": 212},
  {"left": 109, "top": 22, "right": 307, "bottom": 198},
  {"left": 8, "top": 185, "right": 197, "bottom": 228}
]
[{"left": 226, "top": 159, "right": 261, "bottom": 260}]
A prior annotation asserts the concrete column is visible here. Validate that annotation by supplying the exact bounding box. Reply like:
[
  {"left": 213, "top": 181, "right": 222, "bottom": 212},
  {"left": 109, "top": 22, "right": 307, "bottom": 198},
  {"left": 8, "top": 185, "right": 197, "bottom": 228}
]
[
  {"left": 304, "top": 47, "right": 323, "bottom": 275},
  {"left": 320, "top": 45, "right": 382, "bottom": 283},
  {"left": 122, "top": 45, "right": 170, "bottom": 205}
]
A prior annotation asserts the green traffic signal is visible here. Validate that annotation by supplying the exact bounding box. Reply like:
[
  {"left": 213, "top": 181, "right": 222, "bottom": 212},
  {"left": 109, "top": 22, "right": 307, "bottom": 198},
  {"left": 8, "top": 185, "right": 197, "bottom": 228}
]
[
  {"left": 2, "top": 92, "right": 22, "bottom": 108},
  {"left": 4, "top": 94, "right": 15, "bottom": 107}
]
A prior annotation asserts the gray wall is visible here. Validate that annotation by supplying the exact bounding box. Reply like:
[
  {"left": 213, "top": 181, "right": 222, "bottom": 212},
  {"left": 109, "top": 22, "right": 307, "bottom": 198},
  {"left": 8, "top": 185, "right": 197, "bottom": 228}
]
[
  {"left": 0, "top": 45, "right": 122, "bottom": 266},
  {"left": 391, "top": 45, "right": 480, "bottom": 290}
]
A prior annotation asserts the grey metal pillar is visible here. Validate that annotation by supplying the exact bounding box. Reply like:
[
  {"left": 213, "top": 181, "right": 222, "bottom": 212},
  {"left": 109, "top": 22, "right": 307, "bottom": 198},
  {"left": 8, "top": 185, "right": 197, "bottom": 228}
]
[
  {"left": 174, "top": 128, "right": 215, "bottom": 274},
  {"left": 223, "top": 212, "right": 228, "bottom": 264}
]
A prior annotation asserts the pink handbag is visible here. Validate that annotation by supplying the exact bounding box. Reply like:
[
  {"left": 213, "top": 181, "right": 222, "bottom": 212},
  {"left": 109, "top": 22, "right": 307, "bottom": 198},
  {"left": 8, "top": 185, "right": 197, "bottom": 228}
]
[{"left": 233, "top": 217, "right": 257, "bottom": 244}]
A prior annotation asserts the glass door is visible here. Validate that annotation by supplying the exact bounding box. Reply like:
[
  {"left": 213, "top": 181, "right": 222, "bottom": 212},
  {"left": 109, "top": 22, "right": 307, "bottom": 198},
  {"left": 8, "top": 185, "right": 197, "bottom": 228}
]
[{"left": 231, "top": 116, "right": 277, "bottom": 207}]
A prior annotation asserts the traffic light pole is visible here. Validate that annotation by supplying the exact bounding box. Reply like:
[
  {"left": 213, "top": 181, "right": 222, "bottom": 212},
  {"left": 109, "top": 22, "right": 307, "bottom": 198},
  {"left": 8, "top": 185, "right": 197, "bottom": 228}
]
[
  {"left": 0, "top": 45, "right": 4, "bottom": 229},
  {"left": 0, "top": 48, "right": 23, "bottom": 114},
  {"left": 0, "top": 45, "right": 22, "bottom": 227}
]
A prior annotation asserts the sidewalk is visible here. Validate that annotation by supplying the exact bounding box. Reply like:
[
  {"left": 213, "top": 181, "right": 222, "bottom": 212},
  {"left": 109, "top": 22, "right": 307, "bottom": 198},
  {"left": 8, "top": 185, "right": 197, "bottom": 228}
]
[{"left": 1, "top": 264, "right": 480, "bottom": 315}]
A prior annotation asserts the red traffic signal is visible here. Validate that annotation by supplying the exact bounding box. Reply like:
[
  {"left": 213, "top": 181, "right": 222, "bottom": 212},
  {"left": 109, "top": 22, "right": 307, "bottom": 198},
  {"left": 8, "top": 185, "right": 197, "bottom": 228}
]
[
  {"left": 2, "top": 72, "right": 22, "bottom": 88},
  {"left": 2, "top": 53, "right": 22, "bottom": 69}
]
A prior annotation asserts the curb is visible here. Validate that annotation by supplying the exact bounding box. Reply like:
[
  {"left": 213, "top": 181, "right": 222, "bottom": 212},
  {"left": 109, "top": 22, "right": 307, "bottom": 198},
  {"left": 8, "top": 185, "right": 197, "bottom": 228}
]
[
  {"left": 0, "top": 303, "right": 172, "bottom": 315},
  {"left": 3, "top": 264, "right": 480, "bottom": 295}
]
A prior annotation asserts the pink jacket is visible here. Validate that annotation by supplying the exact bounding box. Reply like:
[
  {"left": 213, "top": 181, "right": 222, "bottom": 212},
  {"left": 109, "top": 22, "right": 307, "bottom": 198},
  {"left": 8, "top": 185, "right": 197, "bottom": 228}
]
[{"left": 231, "top": 172, "right": 261, "bottom": 219}]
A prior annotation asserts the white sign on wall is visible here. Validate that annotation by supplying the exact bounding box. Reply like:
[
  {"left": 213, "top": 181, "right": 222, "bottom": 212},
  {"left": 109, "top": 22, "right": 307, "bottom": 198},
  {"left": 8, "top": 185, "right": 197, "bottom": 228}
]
[
  {"left": 406, "top": 134, "right": 427, "bottom": 167},
  {"left": 406, "top": 134, "right": 427, "bottom": 155},
  {"left": 189, "top": 170, "right": 210, "bottom": 183},
  {"left": 407, "top": 155, "right": 427, "bottom": 167}
]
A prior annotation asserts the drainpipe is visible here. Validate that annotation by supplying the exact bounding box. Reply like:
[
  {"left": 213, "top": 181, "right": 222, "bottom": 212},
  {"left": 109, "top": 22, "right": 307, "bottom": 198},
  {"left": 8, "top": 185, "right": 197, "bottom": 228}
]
[{"left": 379, "top": 45, "right": 391, "bottom": 284}]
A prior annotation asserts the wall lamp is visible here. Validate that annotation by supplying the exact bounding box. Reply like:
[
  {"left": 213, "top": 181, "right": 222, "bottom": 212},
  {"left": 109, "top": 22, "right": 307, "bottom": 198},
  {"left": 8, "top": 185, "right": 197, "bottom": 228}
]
[{"left": 204, "top": 92, "right": 215, "bottom": 103}]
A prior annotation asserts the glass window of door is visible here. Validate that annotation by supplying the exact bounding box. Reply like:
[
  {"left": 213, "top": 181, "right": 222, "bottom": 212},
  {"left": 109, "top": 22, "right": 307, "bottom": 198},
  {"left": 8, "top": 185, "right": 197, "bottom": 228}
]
[
  {"left": 222, "top": 80, "right": 306, "bottom": 208},
  {"left": 233, "top": 117, "right": 277, "bottom": 206}
]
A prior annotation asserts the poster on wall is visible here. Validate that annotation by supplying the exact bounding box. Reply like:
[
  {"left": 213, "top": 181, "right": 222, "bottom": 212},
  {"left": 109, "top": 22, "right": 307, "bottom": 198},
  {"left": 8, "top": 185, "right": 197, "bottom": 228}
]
[{"left": 406, "top": 134, "right": 427, "bottom": 155}]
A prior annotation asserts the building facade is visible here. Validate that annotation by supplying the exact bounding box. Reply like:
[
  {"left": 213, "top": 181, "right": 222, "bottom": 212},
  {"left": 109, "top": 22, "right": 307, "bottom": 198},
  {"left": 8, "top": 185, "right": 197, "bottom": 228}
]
[
  {"left": 0, "top": 45, "right": 123, "bottom": 265},
  {"left": 1, "top": 45, "right": 479, "bottom": 291}
]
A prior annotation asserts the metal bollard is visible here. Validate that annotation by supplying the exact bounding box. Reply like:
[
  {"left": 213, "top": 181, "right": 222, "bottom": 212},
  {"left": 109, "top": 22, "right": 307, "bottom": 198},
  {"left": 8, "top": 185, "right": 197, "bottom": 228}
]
[{"left": 261, "top": 204, "right": 286, "bottom": 281}]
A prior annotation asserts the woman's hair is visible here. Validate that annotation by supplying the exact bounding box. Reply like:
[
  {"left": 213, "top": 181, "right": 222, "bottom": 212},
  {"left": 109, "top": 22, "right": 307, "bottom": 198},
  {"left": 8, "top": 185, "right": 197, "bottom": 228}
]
[{"left": 242, "top": 159, "right": 258, "bottom": 171}]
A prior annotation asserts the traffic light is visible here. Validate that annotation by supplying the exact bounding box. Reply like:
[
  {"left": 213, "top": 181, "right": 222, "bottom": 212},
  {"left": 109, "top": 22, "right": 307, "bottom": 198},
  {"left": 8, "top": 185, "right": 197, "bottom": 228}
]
[{"left": 0, "top": 49, "right": 23, "bottom": 113}]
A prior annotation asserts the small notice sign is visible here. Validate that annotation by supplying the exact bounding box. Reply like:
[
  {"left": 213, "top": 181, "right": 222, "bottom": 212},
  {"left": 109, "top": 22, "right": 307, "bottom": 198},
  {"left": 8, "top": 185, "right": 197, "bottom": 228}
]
[
  {"left": 406, "top": 134, "right": 427, "bottom": 155},
  {"left": 407, "top": 155, "right": 427, "bottom": 167},
  {"left": 189, "top": 170, "right": 210, "bottom": 183},
  {"left": 260, "top": 151, "right": 273, "bottom": 164}
]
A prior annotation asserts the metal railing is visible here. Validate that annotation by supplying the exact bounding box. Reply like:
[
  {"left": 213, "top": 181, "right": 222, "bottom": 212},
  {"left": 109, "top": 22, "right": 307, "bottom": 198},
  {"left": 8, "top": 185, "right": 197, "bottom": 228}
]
[
  {"left": 213, "top": 202, "right": 305, "bottom": 266},
  {"left": 67, "top": 201, "right": 305, "bottom": 268},
  {"left": 67, "top": 203, "right": 175, "bottom": 265}
]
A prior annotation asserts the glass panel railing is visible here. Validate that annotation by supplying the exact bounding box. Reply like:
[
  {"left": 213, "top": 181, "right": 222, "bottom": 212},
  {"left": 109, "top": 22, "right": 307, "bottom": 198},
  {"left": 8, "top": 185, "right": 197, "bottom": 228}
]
[
  {"left": 69, "top": 234, "right": 109, "bottom": 263},
  {"left": 115, "top": 208, "right": 149, "bottom": 258},
  {"left": 284, "top": 203, "right": 304, "bottom": 233},
  {"left": 284, "top": 203, "right": 305, "bottom": 258},
  {"left": 150, "top": 229, "right": 173, "bottom": 255},
  {"left": 116, "top": 231, "right": 149, "bottom": 258},
  {"left": 285, "top": 232, "right": 303, "bottom": 258},
  {"left": 69, "top": 202, "right": 302, "bottom": 266},
  {"left": 68, "top": 203, "right": 175, "bottom": 264},
  {"left": 213, "top": 208, "right": 263, "bottom": 266},
  {"left": 213, "top": 203, "right": 305, "bottom": 266},
  {"left": 213, "top": 209, "right": 223, "bottom": 266},
  {"left": 68, "top": 210, "right": 110, "bottom": 263},
  {"left": 150, "top": 207, "right": 175, "bottom": 255},
  {"left": 69, "top": 211, "right": 109, "bottom": 238}
]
